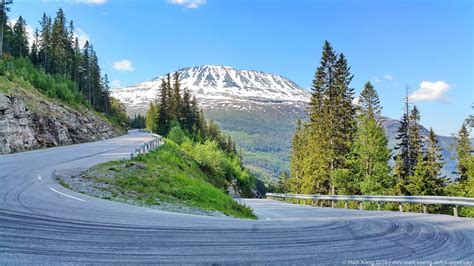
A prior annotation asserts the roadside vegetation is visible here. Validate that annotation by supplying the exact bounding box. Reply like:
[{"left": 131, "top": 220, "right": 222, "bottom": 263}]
[
  {"left": 71, "top": 141, "right": 256, "bottom": 219},
  {"left": 60, "top": 72, "right": 258, "bottom": 219},
  {"left": 0, "top": 5, "right": 128, "bottom": 126},
  {"left": 277, "top": 41, "right": 474, "bottom": 217}
]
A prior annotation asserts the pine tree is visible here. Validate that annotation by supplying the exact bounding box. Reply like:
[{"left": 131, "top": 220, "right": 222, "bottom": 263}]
[
  {"left": 394, "top": 91, "right": 411, "bottom": 194},
  {"left": 278, "top": 171, "right": 290, "bottom": 193},
  {"left": 358, "top": 81, "right": 381, "bottom": 116},
  {"left": 290, "top": 119, "right": 306, "bottom": 193},
  {"left": 51, "top": 8, "right": 69, "bottom": 74},
  {"left": 353, "top": 83, "right": 391, "bottom": 195},
  {"left": 0, "top": 0, "right": 12, "bottom": 57},
  {"left": 12, "top": 16, "right": 29, "bottom": 58},
  {"left": 30, "top": 28, "right": 40, "bottom": 65},
  {"left": 39, "top": 13, "right": 52, "bottom": 72},
  {"left": 409, "top": 105, "right": 422, "bottom": 172},
  {"left": 145, "top": 102, "right": 157, "bottom": 133},
  {"left": 170, "top": 72, "right": 181, "bottom": 119},
  {"left": 156, "top": 78, "right": 171, "bottom": 135},
  {"left": 424, "top": 128, "right": 445, "bottom": 194},
  {"left": 456, "top": 123, "right": 471, "bottom": 183}
]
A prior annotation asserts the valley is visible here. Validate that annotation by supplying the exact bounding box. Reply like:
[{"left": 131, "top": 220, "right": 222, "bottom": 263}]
[{"left": 112, "top": 65, "right": 463, "bottom": 183}]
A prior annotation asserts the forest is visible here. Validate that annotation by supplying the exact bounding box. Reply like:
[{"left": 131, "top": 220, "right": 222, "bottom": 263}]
[
  {"left": 280, "top": 41, "right": 474, "bottom": 216},
  {"left": 0, "top": 4, "right": 127, "bottom": 126}
]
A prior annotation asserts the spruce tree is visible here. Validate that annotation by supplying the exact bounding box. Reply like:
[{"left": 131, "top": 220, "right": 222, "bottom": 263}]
[
  {"left": 409, "top": 105, "right": 422, "bottom": 172},
  {"left": 156, "top": 78, "right": 171, "bottom": 135},
  {"left": 145, "top": 102, "right": 157, "bottom": 133},
  {"left": 353, "top": 83, "right": 391, "bottom": 195},
  {"left": 170, "top": 72, "right": 181, "bottom": 119},
  {"left": 394, "top": 92, "right": 411, "bottom": 194},
  {"left": 290, "top": 119, "right": 305, "bottom": 193},
  {"left": 456, "top": 123, "right": 471, "bottom": 183},
  {"left": 30, "top": 28, "right": 40, "bottom": 65},
  {"left": 12, "top": 16, "right": 29, "bottom": 58},
  {"left": 359, "top": 81, "right": 381, "bottom": 116},
  {"left": 0, "top": 0, "right": 12, "bottom": 56}
]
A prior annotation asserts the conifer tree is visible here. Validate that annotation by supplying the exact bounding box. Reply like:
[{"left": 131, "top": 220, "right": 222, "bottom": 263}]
[
  {"left": 353, "top": 83, "right": 391, "bottom": 195},
  {"left": 0, "top": 0, "right": 12, "bottom": 56},
  {"left": 12, "top": 16, "right": 29, "bottom": 58},
  {"left": 156, "top": 79, "right": 171, "bottom": 135},
  {"left": 456, "top": 123, "right": 471, "bottom": 183},
  {"left": 394, "top": 92, "right": 411, "bottom": 194},
  {"left": 289, "top": 119, "right": 305, "bottom": 193},
  {"left": 170, "top": 72, "right": 181, "bottom": 119},
  {"left": 409, "top": 105, "right": 422, "bottom": 172},
  {"left": 30, "top": 28, "right": 40, "bottom": 65},
  {"left": 358, "top": 81, "right": 381, "bottom": 116},
  {"left": 145, "top": 102, "right": 157, "bottom": 133}
]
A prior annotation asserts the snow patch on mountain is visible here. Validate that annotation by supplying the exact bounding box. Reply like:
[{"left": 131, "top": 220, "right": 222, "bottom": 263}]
[{"left": 111, "top": 65, "right": 310, "bottom": 112}]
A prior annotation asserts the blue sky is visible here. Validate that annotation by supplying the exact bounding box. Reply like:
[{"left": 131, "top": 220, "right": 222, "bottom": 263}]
[{"left": 11, "top": 0, "right": 473, "bottom": 136}]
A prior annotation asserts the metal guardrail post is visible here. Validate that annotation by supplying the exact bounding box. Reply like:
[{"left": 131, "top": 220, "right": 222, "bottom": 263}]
[
  {"left": 453, "top": 206, "right": 458, "bottom": 217},
  {"left": 423, "top": 204, "right": 428, "bottom": 214},
  {"left": 344, "top": 201, "right": 348, "bottom": 209},
  {"left": 399, "top": 203, "right": 403, "bottom": 212},
  {"left": 359, "top": 202, "right": 363, "bottom": 210},
  {"left": 377, "top": 202, "right": 381, "bottom": 211}
]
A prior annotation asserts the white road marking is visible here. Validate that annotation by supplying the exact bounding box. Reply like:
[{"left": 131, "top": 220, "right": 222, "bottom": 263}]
[
  {"left": 37, "top": 175, "right": 42, "bottom": 180},
  {"left": 49, "top": 187, "right": 85, "bottom": 202}
]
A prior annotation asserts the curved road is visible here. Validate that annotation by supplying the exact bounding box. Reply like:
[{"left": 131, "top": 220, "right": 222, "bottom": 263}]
[{"left": 1, "top": 131, "right": 473, "bottom": 264}]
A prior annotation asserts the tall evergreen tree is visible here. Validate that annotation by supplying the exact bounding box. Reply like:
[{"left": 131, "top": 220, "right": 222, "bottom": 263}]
[
  {"left": 156, "top": 78, "right": 171, "bottom": 135},
  {"left": 39, "top": 13, "right": 52, "bottom": 72},
  {"left": 353, "top": 83, "right": 391, "bottom": 195},
  {"left": 290, "top": 119, "right": 306, "bottom": 193},
  {"left": 30, "top": 28, "right": 40, "bottom": 65},
  {"left": 170, "top": 72, "right": 181, "bottom": 118},
  {"left": 358, "top": 81, "right": 381, "bottom": 116},
  {"left": 0, "top": 0, "right": 12, "bottom": 57},
  {"left": 394, "top": 91, "right": 411, "bottom": 194},
  {"left": 145, "top": 102, "right": 157, "bottom": 133},
  {"left": 456, "top": 123, "right": 471, "bottom": 183},
  {"left": 408, "top": 105, "right": 422, "bottom": 172},
  {"left": 12, "top": 16, "right": 29, "bottom": 58}
]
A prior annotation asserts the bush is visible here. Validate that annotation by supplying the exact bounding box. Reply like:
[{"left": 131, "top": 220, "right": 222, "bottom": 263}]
[{"left": 168, "top": 125, "right": 186, "bottom": 145}]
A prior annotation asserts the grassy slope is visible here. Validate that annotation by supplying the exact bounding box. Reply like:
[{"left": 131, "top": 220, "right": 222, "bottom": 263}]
[{"left": 78, "top": 141, "right": 256, "bottom": 219}]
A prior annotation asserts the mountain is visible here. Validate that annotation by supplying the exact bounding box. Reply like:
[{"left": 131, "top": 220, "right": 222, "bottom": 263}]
[
  {"left": 112, "top": 65, "right": 461, "bottom": 183},
  {"left": 112, "top": 65, "right": 310, "bottom": 114}
]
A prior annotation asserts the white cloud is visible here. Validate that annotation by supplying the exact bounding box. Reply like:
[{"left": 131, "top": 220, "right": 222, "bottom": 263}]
[
  {"left": 408, "top": 80, "right": 451, "bottom": 102},
  {"left": 113, "top": 60, "right": 135, "bottom": 72},
  {"left": 383, "top": 74, "right": 393, "bottom": 81},
  {"left": 111, "top": 80, "right": 122, "bottom": 88},
  {"left": 169, "top": 0, "right": 206, "bottom": 9}
]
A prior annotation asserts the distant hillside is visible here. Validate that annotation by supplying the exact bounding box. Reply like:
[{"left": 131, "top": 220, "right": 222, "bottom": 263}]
[{"left": 112, "top": 65, "right": 464, "bottom": 183}]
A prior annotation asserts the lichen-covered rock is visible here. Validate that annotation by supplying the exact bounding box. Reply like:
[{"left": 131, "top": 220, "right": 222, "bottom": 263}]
[{"left": 0, "top": 93, "right": 123, "bottom": 154}]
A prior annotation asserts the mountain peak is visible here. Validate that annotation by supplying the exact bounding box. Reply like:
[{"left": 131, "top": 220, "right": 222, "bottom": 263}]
[{"left": 113, "top": 65, "right": 311, "bottom": 112}]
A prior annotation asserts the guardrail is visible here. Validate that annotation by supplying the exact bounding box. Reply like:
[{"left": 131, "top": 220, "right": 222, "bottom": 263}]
[
  {"left": 266, "top": 193, "right": 474, "bottom": 217},
  {"left": 130, "top": 134, "right": 163, "bottom": 159}
]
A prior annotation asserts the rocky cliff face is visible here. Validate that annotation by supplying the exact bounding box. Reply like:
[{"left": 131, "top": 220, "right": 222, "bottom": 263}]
[{"left": 0, "top": 92, "right": 123, "bottom": 154}]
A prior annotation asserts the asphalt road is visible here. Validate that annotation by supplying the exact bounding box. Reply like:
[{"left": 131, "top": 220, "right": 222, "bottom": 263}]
[{"left": 1, "top": 130, "right": 473, "bottom": 264}]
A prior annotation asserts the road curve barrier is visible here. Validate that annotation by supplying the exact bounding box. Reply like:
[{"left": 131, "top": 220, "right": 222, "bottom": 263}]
[
  {"left": 130, "top": 133, "right": 163, "bottom": 159},
  {"left": 266, "top": 193, "right": 474, "bottom": 217}
]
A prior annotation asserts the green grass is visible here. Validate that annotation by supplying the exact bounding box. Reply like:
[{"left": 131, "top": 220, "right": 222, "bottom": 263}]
[
  {"left": 83, "top": 142, "right": 257, "bottom": 219},
  {"left": 58, "top": 179, "right": 71, "bottom": 189}
]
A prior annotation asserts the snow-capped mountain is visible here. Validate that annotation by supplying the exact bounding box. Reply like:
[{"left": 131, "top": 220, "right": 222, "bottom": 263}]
[{"left": 111, "top": 65, "right": 310, "bottom": 113}]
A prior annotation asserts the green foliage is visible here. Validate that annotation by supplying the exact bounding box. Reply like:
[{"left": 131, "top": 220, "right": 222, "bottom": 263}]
[
  {"left": 291, "top": 40, "right": 356, "bottom": 195},
  {"left": 353, "top": 113, "right": 392, "bottom": 195},
  {"left": 85, "top": 142, "right": 256, "bottom": 219},
  {"left": 456, "top": 123, "right": 471, "bottom": 183},
  {"left": 168, "top": 124, "right": 186, "bottom": 145},
  {"left": 128, "top": 113, "right": 146, "bottom": 129}
]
